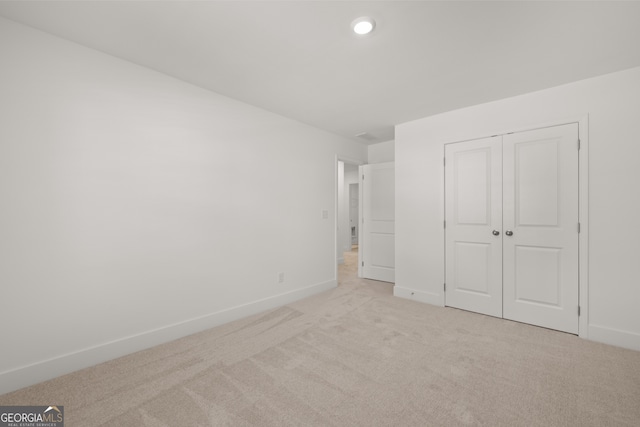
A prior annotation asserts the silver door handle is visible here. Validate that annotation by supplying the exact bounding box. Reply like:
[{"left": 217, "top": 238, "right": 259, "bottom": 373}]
[
  {"left": 505, "top": 230, "right": 513, "bottom": 236},
  {"left": 492, "top": 230, "right": 500, "bottom": 236}
]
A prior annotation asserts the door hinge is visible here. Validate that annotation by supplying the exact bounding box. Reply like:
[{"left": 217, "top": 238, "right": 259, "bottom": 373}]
[
  {"left": 578, "top": 306, "right": 581, "bottom": 316},
  {"left": 444, "top": 283, "right": 446, "bottom": 292},
  {"left": 444, "top": 220, "right": 446, "bottom": 229},
  {"left": 443, "top": 157, "right": 446, "bottom": 166},
  {"left": 578, "top": 222, "right": 581, "bottom": 233},
  {"left": 361, "top": 261, "right": 364, "bottom": 267},
  {"left": 578, "top": 139, "right": 581, "bottom": 150},
  {"left": 362, "top": 174, "right": 365, "bottom": 180}
]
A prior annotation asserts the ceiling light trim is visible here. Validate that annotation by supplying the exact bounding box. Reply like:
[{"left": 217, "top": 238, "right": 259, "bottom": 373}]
[{"left": 352, "top": 17, "right": 376, "bottom": 36}]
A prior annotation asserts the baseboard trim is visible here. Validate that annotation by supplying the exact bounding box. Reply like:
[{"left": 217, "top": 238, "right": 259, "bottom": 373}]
[
  {"left": 0, "top": 279, "right": 336, "bottom": 396},
  {"left": 588, "top": 324, "right": 640, "bottom": 352},
  {"left": 393, "top": 286, "right": 443, "bottom": 306}
]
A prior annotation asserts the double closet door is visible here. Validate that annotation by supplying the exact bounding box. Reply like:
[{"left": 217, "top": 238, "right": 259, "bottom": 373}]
[{"left": 445, "top": 123, "right": 579, "bottom": 334}]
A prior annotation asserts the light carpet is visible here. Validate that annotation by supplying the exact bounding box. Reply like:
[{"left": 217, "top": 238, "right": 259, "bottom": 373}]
[{"left": 2, "top": 249, "right": 640, "bottom": 426}]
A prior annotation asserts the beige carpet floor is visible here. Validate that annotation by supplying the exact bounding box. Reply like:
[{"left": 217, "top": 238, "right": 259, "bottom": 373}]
[{"left": 2, "top": 249, "right": 640, "bottom": 426}]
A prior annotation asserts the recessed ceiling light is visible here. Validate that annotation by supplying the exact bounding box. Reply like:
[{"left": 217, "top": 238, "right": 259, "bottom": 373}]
[{"left": 352, "top": 17, "right": 376, "bottom": 35}]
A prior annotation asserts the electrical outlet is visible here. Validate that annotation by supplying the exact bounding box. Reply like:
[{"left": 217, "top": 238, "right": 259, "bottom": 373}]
[{"left": 278, "top": 272, "right": 285, "bottom": 284}]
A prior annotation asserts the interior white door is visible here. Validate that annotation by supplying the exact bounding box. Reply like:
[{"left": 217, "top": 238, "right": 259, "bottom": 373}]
[
  {"left": 361, "top": 163, "right": 395, "bottom": 282},
  {"left": 502, "top": 124, "right": 579, "bottom": 334},
  {"left": 445, "top": 137, "right": 503, "bottom": 317}
]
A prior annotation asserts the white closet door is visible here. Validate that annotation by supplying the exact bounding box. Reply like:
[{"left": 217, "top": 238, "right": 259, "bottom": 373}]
[
  {"left": 502, "top": 124, "right": 579, "bottom": 334},
  {"left": 361, "top": 163, "right": 395, "bottom": 282},
  {"left": 445, "top": 137, "right": 503, "bottom": 317}
]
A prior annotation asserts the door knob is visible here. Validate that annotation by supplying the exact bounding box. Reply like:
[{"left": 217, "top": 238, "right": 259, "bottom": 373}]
[
  {"left": 492, "top": 230, "right": 500, "bottom": 236},
  {"left": 505, "top": 230, "right": 513, "bottom": 236}
]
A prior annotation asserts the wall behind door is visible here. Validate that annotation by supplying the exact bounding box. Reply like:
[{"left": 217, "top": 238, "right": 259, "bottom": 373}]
[{"left": 396, "top": 65, "right": 640, "bottom": 351}]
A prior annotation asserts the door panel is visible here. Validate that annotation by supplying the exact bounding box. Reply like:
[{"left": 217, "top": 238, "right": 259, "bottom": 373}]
[
  {"left": 503, "top": 123, "right": 579, "bottom": 334},
  {"left": 454, "top": 242, "right": 491, "bottom": 295},
  {"left": 515, "top": 140, "right": 559, "bottom": 226},
  {"left": 455, "top": 149, "right": 491, "bottom": 225},
  {"left": 445, "top": 137, "right": 502, "bottom": 317},
  {"left": 514, "top": 246, "right": 561, "bottom": 306},
  {"left": 361, "top": 163, "right": 395, "bottom": 282},
  {"left": 370, "top": 234, "right": 394, "bottom": 269}
]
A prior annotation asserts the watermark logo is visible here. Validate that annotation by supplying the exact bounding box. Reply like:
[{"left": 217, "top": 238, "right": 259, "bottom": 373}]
[{"left": 0, "top": 406, "right": 64, "bottom": 427}]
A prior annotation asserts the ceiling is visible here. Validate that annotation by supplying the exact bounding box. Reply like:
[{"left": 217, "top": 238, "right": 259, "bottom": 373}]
[{"left": 1, "top": 1, "right": 640, "bottom": 145}]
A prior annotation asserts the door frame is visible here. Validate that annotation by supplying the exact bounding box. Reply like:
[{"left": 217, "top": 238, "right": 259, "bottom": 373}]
[
  {"left": 442, "top": 115, "right": 589, "bottom": 338},
  {"left": 335, "top": 156, "right": 365, "bottom": 282}
]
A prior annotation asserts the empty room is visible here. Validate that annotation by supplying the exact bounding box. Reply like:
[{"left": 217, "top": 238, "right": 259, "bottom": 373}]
[{"left": 1, "top": 1, "right": 640, "bottom": 426}]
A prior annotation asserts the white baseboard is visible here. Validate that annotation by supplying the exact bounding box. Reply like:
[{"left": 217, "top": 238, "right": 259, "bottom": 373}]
[
  {"left": 0, "top": 279, "right": 336, "bottom": 396},
  {"left": 394, "top": 286, "right": 443, "bottom": 306},
  {"left": 587, "top": 324, "right": 640, "bottom": 352}
]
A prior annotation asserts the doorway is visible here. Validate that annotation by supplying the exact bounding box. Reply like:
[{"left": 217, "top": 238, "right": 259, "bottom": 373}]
[{"left": 337, "top": 160, "right": 362, "bottom": 283}]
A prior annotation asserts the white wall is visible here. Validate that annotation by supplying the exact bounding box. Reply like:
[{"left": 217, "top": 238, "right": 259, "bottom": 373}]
[
  {"left": 0, "top": 17, "right": 366, "bottom": 394},
  {"left": 348, "top": 181, "right": 359, "bottom": 246},
  {"left": 368, "top": 140, "right": 395, "bottom": 164},
  {"left": 395, "top": 66, "right": 640, "bottom": 351}
]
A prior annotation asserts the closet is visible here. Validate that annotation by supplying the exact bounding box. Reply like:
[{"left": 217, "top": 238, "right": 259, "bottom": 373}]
[{"left": 444, "top": 123, "right": 579, "bottom": 334}]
